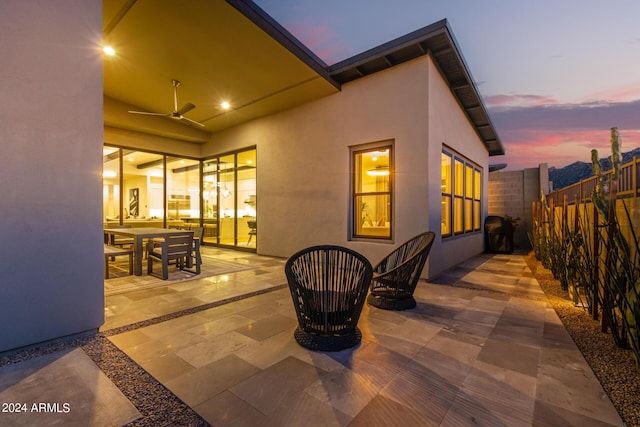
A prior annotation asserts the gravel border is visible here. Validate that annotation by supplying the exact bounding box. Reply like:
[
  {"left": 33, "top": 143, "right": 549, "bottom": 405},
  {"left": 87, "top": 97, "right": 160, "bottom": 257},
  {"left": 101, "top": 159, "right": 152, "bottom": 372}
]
[
  {"left": 0, "top": 284, "right": 287, "bottom": 427},
  {"left": 525, "top": 252, "right": 640, "bottom": 426}
]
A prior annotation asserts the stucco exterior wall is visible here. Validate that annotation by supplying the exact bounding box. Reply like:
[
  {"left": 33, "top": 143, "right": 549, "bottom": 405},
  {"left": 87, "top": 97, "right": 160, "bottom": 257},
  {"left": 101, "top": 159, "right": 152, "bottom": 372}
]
[
  {"left": 425, "top": 58, "right": 491, "bottom": 278},
  {"left": 202, "top": 57, "right": 431, "bottom": 266},
  {"left": 0, "top": 1, "right": 104, "bottom": 352},
  {"left": 202, "top": 55, "right": 490, "bottom": 278}
]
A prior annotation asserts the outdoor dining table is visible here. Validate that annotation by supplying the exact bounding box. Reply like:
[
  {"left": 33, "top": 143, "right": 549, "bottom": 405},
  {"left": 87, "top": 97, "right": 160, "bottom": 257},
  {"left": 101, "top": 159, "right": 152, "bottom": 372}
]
[{"left": 103, "top": 227, "right": 194, "bottom": 276}]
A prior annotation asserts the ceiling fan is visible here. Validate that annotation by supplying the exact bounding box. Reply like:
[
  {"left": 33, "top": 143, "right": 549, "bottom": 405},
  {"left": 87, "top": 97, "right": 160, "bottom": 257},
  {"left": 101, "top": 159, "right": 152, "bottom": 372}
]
[{"left": 128, "top": 79, "right": 205, "bottom": 127}]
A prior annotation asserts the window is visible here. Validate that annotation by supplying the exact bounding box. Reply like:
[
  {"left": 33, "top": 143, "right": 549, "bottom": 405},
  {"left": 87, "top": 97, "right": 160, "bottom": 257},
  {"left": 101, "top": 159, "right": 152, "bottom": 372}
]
[
  {"left": 441, "top": 147, "right": 482, "bottom": 238},
  {"left": 441, "top": 152, "right": 452, "bottom": 236},
  {"left": 352, "top": 142, "right": 393, "bottom": 239}
]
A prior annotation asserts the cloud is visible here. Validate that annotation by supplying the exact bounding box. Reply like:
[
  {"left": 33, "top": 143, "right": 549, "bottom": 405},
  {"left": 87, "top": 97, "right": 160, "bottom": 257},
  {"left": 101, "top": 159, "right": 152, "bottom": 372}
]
[
  {"left": 580, "top": 83, "right": 640, "bottom": 104},
  {"left": 288, "top": 21, "right": 354, "bottom": 64},
  {"left": 496, "top": 128, "right": 640, "bottom": 170},
  {"left": 485, "top": 94, "right": 558, "bottom": 109},
  {"left": 488, "top": 98, "right": 640, "bottom": 170},
  {"left": 491, "top": 99, "right": 640, "bottom": 132}
]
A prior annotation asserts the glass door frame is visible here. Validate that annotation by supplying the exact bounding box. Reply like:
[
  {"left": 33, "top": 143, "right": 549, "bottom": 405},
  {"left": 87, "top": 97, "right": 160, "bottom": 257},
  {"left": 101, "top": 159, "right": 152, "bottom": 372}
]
[{"left": 201, "top": 146, "right": 257, "bottom": 252}]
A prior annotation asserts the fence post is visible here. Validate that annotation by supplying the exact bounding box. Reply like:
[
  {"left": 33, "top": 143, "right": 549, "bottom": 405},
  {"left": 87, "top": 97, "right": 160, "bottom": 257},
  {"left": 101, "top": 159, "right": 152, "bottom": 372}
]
[
  {"left": 602, "top": 179, "right": 619, "bottom": 334},
  {"left": 563, "top": 194, "right": 568, "bottom": 239},
  {"left": 631, "top": 156, "right": 638, "bottom": 199},
  {"left": 592, "top": 202, "right": 599, "bottom": 320}
]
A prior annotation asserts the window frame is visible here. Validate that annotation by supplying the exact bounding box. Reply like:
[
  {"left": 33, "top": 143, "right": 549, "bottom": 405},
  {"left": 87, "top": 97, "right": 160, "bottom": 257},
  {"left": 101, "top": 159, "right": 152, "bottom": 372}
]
[
  {"left": 441, "top": 150, "right": 453, "bottom": 237},
  {"left": 441, "top": 146, "right": 483, "bottom": 239},
  {"left": 350, "top": 140, "right": 394, "bottom": 241}
]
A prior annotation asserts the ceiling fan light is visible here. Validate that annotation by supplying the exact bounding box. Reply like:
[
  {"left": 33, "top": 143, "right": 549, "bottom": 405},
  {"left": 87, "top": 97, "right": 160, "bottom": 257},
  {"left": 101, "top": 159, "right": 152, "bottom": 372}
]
[{"left": 367, "top": 166, "right": 390, "bottom": 176}]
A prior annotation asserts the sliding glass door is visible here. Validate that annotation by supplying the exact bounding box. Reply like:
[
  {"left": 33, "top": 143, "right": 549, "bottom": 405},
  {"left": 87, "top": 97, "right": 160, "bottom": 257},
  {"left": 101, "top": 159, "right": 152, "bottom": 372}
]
[
  {"left": 202, "top": 147, "right": 257, "bottom": 249},
  {"left": 103, "top": 145, "right": 256, "bottom": 251}
]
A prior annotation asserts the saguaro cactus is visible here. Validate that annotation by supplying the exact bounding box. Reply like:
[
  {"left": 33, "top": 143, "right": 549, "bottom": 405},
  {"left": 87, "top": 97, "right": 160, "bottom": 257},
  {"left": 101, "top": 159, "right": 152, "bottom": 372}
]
[{"left": 591, "top": 127, "right": 622, "bottom": 221}]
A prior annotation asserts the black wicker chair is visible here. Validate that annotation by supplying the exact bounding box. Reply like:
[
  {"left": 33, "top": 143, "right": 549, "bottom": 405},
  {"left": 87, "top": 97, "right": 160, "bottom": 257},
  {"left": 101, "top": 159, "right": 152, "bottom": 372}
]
[
  {"left": 285, "top": 245, "right": 373, "bottom": 351},
  {"left": 367, "top": 231, "right": 435, "bottom": 310}
]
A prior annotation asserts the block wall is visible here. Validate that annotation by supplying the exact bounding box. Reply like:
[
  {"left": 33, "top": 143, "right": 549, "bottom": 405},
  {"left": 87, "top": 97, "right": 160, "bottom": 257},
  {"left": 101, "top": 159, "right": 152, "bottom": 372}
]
[{"left": 488, "top": 164, "right": 549, "bottom": 250}]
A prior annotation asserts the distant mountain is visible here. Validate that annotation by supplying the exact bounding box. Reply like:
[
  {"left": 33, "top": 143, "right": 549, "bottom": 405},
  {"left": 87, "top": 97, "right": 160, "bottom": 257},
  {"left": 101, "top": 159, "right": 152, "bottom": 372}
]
[{"left": 549, "top": 147, "right": 640, "bottom": 190}]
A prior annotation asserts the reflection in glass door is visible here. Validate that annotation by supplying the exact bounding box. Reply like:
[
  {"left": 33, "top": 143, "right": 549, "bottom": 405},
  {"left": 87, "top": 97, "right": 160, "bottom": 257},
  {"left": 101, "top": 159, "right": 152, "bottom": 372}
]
[
  {"left": 202, "top": 160, "right": 219, "bottom": 244},
  {"left": 166, "top": 157, "right": 200, "bottom": 225},
  {"left": 218, "top": 154, "right": 236, "bottom": 246},
  {"left": 238, "top": 150, "right": 256, "bottom": 248},
  {"left": 202, "top": 147, "right": 256, "bottom": 250}
]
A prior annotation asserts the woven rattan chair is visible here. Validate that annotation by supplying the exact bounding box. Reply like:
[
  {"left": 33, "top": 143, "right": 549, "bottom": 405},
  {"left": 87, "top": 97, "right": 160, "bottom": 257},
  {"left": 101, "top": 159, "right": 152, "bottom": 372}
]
[
  {"left": 285, "top": 245, "right": 373, "bottom": 351},
  {"left": 367, "top": 231, "right": 435, "bottom": 310}
]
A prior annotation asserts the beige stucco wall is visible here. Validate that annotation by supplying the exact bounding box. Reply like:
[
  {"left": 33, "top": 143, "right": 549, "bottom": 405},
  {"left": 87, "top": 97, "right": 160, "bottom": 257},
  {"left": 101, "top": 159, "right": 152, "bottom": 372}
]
[
  {"left": 0, "top": 0, "right": 104, "bottom": 352},
  {"left": 202, "top": 55, "right": 490, "bottom": 278},
  {"left": 425, "top": 58, "right": 491, "bottom": 277}
]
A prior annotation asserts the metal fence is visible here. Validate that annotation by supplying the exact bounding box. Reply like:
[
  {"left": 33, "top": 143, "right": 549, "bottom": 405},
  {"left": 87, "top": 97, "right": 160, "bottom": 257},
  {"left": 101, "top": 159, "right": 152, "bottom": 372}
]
[
  {"left": 546, "top": 157, "right": 640, "bottom": 206},
  {"left": 532, "top": 158, "right": 640, "bottom": 369}
]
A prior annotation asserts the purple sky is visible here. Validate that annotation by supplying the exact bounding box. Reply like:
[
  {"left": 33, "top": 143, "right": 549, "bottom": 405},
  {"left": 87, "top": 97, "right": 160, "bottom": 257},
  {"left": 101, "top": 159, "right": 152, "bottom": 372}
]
[{"left": 254, "top": 0, "right": 640, "bottom": 170}]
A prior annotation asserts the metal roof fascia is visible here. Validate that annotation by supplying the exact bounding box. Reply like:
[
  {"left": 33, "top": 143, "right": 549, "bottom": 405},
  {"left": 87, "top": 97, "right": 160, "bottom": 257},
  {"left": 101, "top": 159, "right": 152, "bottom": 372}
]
[
  {"left": 328, "top": 19, "right": 450, "bottom": 74},
  {"left": 226, "top": 0, "right": 341, "bottom": 89},
  {"left": 442, "top": 23, "right": 505, "bottom": 156}
]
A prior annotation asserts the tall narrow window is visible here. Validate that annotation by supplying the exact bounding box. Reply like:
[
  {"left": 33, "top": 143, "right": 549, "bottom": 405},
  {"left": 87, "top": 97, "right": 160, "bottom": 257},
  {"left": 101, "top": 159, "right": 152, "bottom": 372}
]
[
  {"left": 441, "top": 151, "right": 452, "bottom": 237},
  {"left": 464, "top": 163, "right": 473, "bottom": 232},
  {"left": 473, "top": 168, "right": 481, "bottom": 230},
  {"left": 442, "top": 147, "right": 482, "bottom": 239},
  {"left": 454, "top": 158, "right": 464, "bottom": 234},
  {"left": 352, "top": 142, "right": 393, "bottom": 239}
]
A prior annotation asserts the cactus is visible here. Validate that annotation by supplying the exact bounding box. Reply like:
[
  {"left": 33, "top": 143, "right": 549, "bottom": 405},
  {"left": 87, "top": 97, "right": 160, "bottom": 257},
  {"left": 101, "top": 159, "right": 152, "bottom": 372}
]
[
  {"left": 611, "top": 127, "right": 622, "bottom": 180},
  {"left": 591, "top": 127, "right": 622, "bottom": 221}
]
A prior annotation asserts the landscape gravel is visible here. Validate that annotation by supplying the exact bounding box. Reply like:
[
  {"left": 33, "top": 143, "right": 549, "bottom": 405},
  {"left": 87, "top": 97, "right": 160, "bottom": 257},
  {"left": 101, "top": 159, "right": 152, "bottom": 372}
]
[{"left": 525, "top": 253, "right": 640, "bottom": 427}]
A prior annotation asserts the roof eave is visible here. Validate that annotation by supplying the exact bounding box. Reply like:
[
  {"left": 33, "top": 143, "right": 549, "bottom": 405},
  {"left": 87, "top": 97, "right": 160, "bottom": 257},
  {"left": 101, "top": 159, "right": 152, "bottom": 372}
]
[
  {"left": 329, "top": 19, "right": 505, "bottom": 157},
  {"left": 226, "top": 0, "right": 341, "bottom": 90}
]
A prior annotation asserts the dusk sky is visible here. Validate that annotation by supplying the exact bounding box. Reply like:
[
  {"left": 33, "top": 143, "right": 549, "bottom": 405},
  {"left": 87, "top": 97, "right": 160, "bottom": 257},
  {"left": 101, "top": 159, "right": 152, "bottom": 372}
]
[{"left": 254, "top": 0, "right": 640, "bottom": 170}]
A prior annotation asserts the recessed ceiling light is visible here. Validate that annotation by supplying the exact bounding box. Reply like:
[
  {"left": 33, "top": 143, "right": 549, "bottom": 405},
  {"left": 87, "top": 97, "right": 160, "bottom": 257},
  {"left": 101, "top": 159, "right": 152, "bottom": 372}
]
[
  {"left": 221, "top": 101, "right": 230, "bottom": 110},
  {"left": 103, "top": 46, "right": 115, "bottom": 56}
]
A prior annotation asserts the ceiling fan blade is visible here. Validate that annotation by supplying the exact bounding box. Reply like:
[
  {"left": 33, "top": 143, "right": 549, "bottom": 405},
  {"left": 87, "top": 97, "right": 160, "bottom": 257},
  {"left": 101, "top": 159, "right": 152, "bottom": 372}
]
[
  {"left": 176, "top": 102, "right": 195, "bottom": 116},
  {"left": 179, "top": 115, "right": 205, "bottom": 127},
  {"left": 128, "top": 110, "right": 168, "bottom": 117}
]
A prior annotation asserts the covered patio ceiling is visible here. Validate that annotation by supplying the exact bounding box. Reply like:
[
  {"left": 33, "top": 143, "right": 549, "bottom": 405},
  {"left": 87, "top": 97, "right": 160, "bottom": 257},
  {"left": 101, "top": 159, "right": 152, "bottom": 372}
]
[
  {"left": 103, "top": 0, "right": 339, "bottom": 143},
  {"left": 103, "top": 0, "right": 504, "bottom": 155}
]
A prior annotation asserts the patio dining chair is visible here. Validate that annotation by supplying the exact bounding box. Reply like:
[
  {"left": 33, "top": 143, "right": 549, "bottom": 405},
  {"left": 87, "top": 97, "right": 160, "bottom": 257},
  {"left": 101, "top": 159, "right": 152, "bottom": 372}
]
[
  {"left": 147, "top": 233, "right": 196, "bottom": 279},
  {"left": 247, "top": 220, "right": 257, "bottom": 245},
  {"left": 104, "top": 224, "right": 134, "bottom": 248},
  {"left": 285, "top": 245, "right": 373, "bottom": 351},
  {"left": 185, "top": 226, "right": 203, "bottom": 274},
  {"left": 367, "top": 231, "right": 435, "bottom": 310}
]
